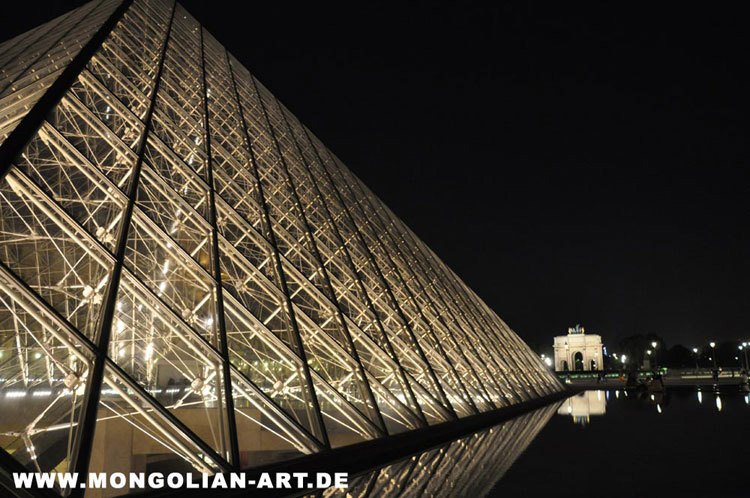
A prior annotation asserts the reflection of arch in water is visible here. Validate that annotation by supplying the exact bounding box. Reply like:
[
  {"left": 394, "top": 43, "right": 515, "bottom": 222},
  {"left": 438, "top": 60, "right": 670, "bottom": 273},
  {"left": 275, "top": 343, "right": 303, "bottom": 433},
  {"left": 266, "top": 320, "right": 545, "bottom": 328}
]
[
  {"left": 558, "top": 390, "right": 607, "bottom": 424},
  {"left": 574, "top": 352, "right": 584, "bottom": 371}
]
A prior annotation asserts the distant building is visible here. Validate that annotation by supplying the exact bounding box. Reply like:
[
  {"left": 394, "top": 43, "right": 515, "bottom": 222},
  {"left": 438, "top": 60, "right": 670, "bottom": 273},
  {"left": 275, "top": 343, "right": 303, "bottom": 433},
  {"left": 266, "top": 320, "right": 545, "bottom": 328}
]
[{"left": 553, "top": 324, "right": 604, "bottom": 371}]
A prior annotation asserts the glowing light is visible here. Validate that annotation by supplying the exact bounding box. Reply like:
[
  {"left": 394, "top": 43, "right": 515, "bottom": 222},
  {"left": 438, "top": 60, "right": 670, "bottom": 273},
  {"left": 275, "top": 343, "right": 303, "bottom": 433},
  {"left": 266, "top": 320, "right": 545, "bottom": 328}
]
[
  {"left": 716, "top": 396, "right": 722, "bottom": 412},
  {"left": 615, "top": 390, "right": 620, "bottom": 399},
  {"left": 698, "top": 391, "right": 703, "bottom": 404},
  {"left": 692, "top": 348, "right": 698, "bottom": 353},
  {"left": 656, "top": 404, "right": 662, "bottom": 414},
  {"left": 544, "top": 357, "right": 552, "bottom": 367},
  {"left": 145, "top": 342, "right": 154, "bottom": 361},
  {"left": 710, "top": 342, "right": 716, "bottom": 348},
  {"left": 159, "top": 281, "right": 167, "bottom": 292},
  {"left": 651, "top": 342, "right": 657, "bottom": 349}
]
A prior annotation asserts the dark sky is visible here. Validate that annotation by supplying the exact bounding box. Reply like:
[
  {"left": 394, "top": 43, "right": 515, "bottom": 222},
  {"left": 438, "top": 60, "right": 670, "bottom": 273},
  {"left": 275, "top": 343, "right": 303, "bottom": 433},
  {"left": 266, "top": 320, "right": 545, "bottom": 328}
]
[{"left": 3, "top": 2, "right": 748, "bottom": 351}]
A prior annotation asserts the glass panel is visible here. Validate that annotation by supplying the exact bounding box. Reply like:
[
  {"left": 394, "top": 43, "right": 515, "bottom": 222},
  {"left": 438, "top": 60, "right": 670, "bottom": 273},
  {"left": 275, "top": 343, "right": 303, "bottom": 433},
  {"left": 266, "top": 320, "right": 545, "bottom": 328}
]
[
  {"left": 87, "top": 363, "right": 222, "bottom": 495},
  {"left": 0, "top": 167, "right": 113, "bottom": 341},
  {"left": 0, "top": 266, "right": 94, "bottom": 476},
  {"left": 124, "top": 211, "right": 217, "bottom": 345},
  {"left": 108, "top": 271, "right": 229, "bottom": 459}
]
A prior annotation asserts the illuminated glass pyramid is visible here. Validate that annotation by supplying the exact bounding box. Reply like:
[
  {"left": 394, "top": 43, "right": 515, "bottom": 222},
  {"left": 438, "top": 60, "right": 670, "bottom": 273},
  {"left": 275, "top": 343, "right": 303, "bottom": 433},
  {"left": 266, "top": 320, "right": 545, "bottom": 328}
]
[{"left": 0, "top": 0, "right": 562, "bottom": 482}]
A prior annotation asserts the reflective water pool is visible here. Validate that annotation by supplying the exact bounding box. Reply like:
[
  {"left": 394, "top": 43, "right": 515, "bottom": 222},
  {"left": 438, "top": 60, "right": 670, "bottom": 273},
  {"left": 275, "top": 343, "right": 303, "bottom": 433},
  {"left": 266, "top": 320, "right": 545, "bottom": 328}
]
[
  {"left": 325, "top": 387, "right": 750, "bottom": 498},
  {"left": 492, "top": 387, "right": 750, "bottom": 498}
]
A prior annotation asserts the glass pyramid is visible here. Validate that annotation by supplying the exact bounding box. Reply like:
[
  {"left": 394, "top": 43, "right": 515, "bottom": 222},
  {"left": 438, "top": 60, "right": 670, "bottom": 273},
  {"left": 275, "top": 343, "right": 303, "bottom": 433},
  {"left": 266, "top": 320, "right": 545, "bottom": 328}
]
[{"left": 0, "top": 0, "right": 562, "bottom": 489}]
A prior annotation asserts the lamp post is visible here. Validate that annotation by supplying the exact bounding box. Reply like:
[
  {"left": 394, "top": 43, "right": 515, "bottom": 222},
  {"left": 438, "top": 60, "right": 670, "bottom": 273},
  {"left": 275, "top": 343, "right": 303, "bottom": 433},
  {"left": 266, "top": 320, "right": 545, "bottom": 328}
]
[
  {"left": 646, "top": 349, "right": 652, "bottom": 371},
  {"left": 651, "top": 341, "right": 658, "bottom": 371},
  {"left": 710, "top": 342, "right": 717, "bottom": 370}
]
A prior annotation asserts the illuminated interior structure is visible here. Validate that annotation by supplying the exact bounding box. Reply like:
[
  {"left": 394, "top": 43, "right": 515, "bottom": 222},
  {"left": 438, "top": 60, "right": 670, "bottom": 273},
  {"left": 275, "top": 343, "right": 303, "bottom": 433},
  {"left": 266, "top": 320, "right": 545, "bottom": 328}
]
[{"left": 0, "top": 0, "right": 562, "bottom": 492}]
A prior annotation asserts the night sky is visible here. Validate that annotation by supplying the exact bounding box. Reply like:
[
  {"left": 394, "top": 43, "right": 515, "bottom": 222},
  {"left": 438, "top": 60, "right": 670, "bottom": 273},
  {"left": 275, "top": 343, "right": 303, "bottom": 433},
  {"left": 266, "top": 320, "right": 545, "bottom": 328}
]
[{"left": 2, "top": 2, "right": 747, "bottom": 351}]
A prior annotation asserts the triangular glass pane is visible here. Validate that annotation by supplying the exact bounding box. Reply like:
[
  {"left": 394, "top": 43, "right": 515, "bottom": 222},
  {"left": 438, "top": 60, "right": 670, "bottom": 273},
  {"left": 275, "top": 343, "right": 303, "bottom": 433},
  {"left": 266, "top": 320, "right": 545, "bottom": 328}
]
[
  {"left": 404, "top": 372, "right": 451, "bottom": 425},
  {"left": 136, "top": 164, "right": 212, "bottom": 271},
  {"left": 67, "top": 69, "right": 144, "bottom": 149},
  {"left": 0, "top": 167, "right": 113, "bottom": 341},
  {"left": 293, "top": 310, "right": 381, "bottom": 431},
  {"left": 109, "top": 271, "right": 230, "bottom": 460},
  {"left": 365, "top": 373, "right": 420, "bottom": 434},
  {"left": 88, "top": 365, "right": 222, "bottom": 494},
  {"left": 229, "top": 370, "right": 321, "bottom": 468},
  {"left": 218, "top": 237, "right": 299, "bottom": 355},
  {"left": 143, "top": 135, "right": 211, "bottom": 221},
  {"left": 0, "top": 267, "right": 93, "bottom": 476},
  {"left": 124, "top": 211, "right": 218, "bottom": 345},
  {"left": 48, "top": 89, "right": 139, "bottom": 191},
  {"left": 310, "top": 373, "right": 379, "bottom": 448},
  {"left": 222, "top": 294, "right": 325, "bottom": 444},
  {"left": 15, "top": 122, "right": 127, "bottom": 253}
]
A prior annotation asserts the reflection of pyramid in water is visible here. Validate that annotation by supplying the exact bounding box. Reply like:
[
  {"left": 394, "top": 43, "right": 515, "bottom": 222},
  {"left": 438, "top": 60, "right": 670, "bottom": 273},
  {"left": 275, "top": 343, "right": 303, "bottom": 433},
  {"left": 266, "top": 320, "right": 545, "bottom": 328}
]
[
  {"left": 0, "top": 0, "right": 562, "bottom": 483},
  {"left": 354, "top": 404, "right": 558, "bottom": 498}
]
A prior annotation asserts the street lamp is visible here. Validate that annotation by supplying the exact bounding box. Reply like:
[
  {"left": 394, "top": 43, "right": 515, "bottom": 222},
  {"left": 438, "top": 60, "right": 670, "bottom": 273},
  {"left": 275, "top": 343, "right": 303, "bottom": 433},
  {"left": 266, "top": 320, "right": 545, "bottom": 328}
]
[
  {"left": 710, "top": 342, "right": 717, "bottom": 370},
  {"left": 740, "top": 344, "right": 750, "bottom": 372},
  {"left": 737, "top": 344, "right": 747, "bottom": 370},
  {"left": 692, "top": 347, "right": 699, "bottom": 369},
  {"left": 651, "top": 342, "right": 658, "bottom": 370}
]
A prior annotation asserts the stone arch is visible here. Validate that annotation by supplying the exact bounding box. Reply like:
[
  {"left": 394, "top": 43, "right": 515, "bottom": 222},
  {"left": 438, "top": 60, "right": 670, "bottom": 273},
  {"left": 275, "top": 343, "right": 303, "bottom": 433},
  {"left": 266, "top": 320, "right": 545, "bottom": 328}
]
[{"left": 574, "top": 352, "right": 584, "bottom": 371}]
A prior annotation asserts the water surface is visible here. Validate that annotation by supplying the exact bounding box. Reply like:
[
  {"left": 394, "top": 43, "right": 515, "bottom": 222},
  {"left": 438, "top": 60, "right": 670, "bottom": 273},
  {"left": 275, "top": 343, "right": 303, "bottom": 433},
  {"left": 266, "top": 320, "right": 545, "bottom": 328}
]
[{"left": 492, "top": 387, "right": 750, "bottom": 497}]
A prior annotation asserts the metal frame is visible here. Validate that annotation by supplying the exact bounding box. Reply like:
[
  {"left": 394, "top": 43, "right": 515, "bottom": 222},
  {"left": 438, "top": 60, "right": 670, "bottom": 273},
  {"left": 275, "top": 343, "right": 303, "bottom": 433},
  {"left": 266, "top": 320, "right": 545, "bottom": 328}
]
[{"left": 0, "top": 1, "right": 563, "bottom": 493}]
